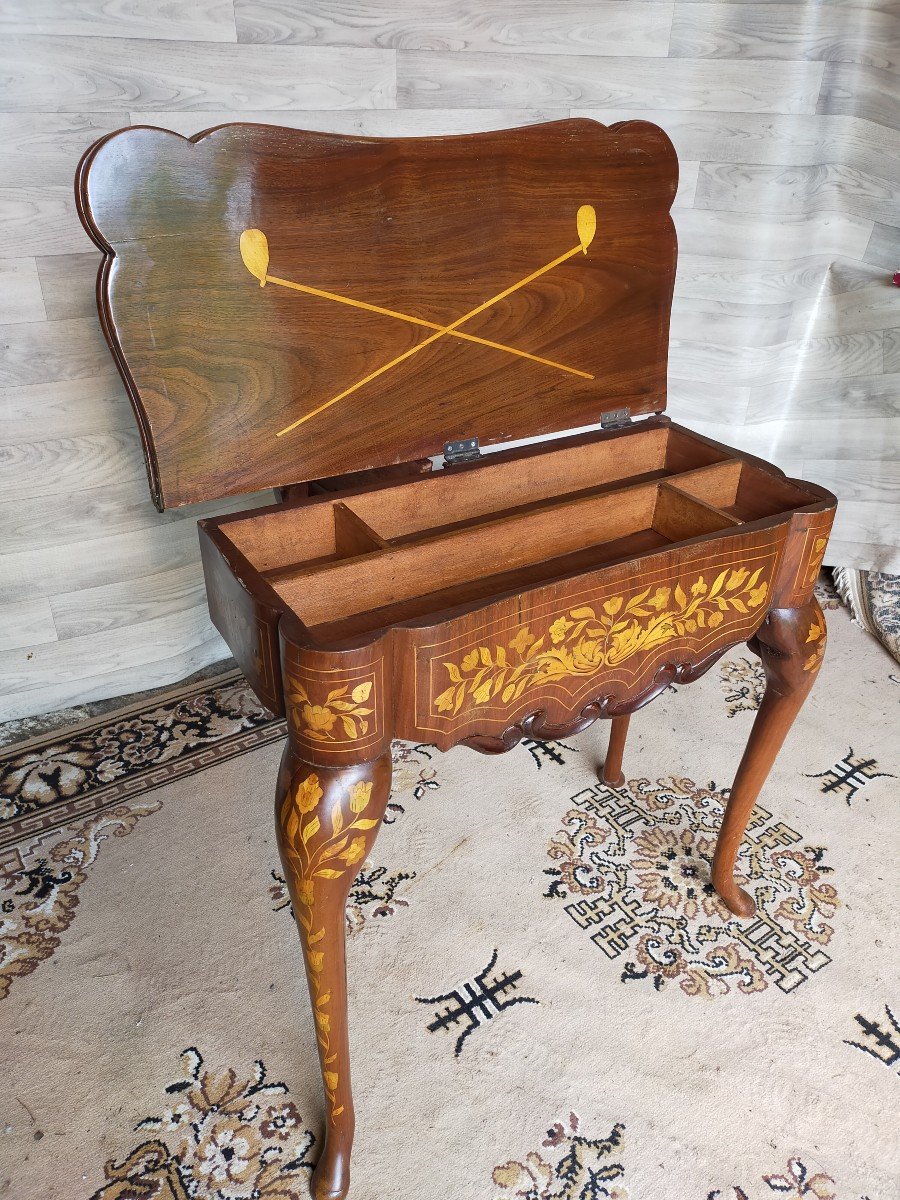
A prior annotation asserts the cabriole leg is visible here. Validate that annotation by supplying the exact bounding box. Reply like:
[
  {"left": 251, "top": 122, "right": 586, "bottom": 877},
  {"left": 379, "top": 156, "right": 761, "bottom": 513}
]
[
  {"left": 712, "top": 599, "right": 826, "bottom": 918},
  {"left": 275, "top": 744, "right": 392, "bottom": 1200},
  {"left": 601, "top": 714, "right": 630, "bottom": 787}
]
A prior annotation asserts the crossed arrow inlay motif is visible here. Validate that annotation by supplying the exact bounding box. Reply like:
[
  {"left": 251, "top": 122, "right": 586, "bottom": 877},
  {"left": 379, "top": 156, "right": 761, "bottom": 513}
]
[{"left": 238, "top": 205, "right": 597, "bottom": 439}]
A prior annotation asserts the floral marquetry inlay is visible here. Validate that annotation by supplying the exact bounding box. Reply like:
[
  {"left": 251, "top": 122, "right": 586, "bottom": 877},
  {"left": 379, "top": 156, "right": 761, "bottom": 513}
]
[
  {"left": 803, "top": 616, "right": 826, "bottom": 673},
  {"left": 279, "top": 772, "right": 380, "bottom": 1122},
  {"left": 434, "top": 567, "right": 770, "bottom": 717},
  {"left": 804, "top": 535, "right": 829, "bottom": 587},
  {"left": 288, "top": 678, "right": 375, "bottom": 743}
]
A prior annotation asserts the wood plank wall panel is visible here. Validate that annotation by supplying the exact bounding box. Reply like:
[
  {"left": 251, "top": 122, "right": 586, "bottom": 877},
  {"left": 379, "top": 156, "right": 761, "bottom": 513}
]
[{"left": 0, "top": 0, "right": 897, "bottom": 720}]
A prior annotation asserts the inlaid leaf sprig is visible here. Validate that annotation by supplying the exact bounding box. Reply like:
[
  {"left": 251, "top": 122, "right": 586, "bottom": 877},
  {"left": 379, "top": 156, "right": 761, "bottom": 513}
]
[
  {"left": 279, "top": 772, "right": 380, "bottom": 1121},
  {"left": 435, "top": 567, "right": 769, "bottom": 716}
]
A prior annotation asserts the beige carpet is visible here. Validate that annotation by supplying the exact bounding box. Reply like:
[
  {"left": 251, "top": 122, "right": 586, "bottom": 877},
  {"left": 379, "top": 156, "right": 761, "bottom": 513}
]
[{"left": 1, "top": 586, "right": 898, "bottom": 1200}]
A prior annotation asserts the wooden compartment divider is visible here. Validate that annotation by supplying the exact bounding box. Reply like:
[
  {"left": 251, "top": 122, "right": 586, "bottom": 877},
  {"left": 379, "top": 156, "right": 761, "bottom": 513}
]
[
  {"left": 652, "top": 483, "right": 741, "bottom": 543},
  {"left": 272, "top": 472, "right": 751, "bottom": 628}
]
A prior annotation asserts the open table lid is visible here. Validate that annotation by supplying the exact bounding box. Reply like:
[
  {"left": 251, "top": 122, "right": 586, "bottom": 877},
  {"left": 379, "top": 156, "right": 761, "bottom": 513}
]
[{"left": 76, "top": 118, "right": 678, "bottom": 511}]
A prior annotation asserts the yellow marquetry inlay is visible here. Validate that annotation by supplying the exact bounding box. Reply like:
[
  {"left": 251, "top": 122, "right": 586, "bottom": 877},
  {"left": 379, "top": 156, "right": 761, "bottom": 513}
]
[
  {"left": 577, "top": 204, "right": 596, "bottom": 253},
  {"left": 239, "top": 228, "right": 269, "bottom": 287},
  {"left": 803, "top": 617, "right": 826, "bottom": 672},
  {"left": 279, "top": 772, "right": 379, "bottom": 1124},
  {"left": 806, "top": 535, "right": 828, "bottom": 585},
  {"left": 238, "top": 205, "right": 598, "bottom": 437},
  {"left": 288, "top": 678, "right": 374, "bottom": 743},
  {"left": 433, "top": 567, "right": 769, "bottom": 716}
]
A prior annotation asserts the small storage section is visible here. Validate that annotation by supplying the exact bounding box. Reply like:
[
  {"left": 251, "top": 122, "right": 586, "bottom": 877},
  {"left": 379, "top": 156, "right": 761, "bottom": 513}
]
[{"left": 212, "top": 421, "right": 818, "bottom": 642}]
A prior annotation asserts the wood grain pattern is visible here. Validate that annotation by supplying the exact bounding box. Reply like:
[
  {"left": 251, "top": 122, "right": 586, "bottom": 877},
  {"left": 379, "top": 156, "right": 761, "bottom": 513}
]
[
  {"left": 670, "top": 5, "right": 900, "bottom": 70},
  {"left": 77, "top": 119, "right": 678, "bottom": 509},
  {"left": 36, "top": 252, "right": 102, "bottom": 320},
  {"left": 0, "top": 113, "right": 122, "bottom": 186},
  {"left": 0, "top": 604, "right": 226, "bottom": 721},
  {"left": 669, "top": 330, "right": 883, "bottom": 386},
  {"left": 817, "top": 62, "right": 900, "bottom": 128},
  {"left": 574, "top": 109, "right": 900, "bottom": 180},
  {"left": 0, "top": 520, "right": 210, "bottom": 606},
  {"left": 1, "top": 0, "right": 897, "bottom": 722},
  {"left": 674, "top": 254, "right": 875, "bottom": 303},
  {"left": 669, "top": 208, "right": 874, "bottom": 260},
  {"left": 0, "top": 430, "right": 144, "bottom": 503},
  {"left": 863, "top": 220, "right": 900, "bottom": 268},
  {"left": 0, "top": 0, "right": 237, "bottom": 41},
  {"left": 397, "top": 51, "right": 826, "bottom": 113},
  {"left": 747, "top": 372, "right": 900, "bottom": 422},
  {"left": 0, "top": 38, "right": 395, "bottom": 112},
  {"left": 0, "top": 259, "right": 46, "bottom": 325},
  {"left": 0, "top": 186, "right": 95, "bottom": 256},
  {"left": 234, "top": 0, "right": 674, "bottom": 56},
  {"left": 0, "top": 376, "right": 154, "bottom": 443},
  {"left": 49, "top": 562, "right": 209, "bottom": 639},
  {"left": 0, "top": 597, "right": 57, "bottom": 654},
  {"left": 694, "top": 161, "right": 900, "bottom": 224},
  {"left": 0, "top": 318, "right": 115, "bottom": 388},
  {"left": 882, "top": 327, "right": 900, "bottom": 374}
]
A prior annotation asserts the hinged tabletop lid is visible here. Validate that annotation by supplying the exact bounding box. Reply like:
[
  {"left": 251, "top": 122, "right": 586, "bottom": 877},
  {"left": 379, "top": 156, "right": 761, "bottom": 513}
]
[{"left": 77, "top": 118, "right": 677, "bottom": 510}]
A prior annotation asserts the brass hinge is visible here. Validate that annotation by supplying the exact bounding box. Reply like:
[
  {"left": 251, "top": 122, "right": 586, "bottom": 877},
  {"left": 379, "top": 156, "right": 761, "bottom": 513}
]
[
  {"left": 443, "top": 437, "right": 482, "bottom": 465},
  {"left": 600, "top": 408, "right": 632, "bottom": 430}
]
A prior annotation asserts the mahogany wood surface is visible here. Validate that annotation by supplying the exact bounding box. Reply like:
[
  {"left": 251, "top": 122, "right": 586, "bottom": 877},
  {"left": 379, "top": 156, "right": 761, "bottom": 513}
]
[
  {"left": 602, "top": 714, "right": 630, "bottom": 788},
  {"left": 76, "top": 118, "right": 677, "bottom": 510},
  {"left": 78, "top": 118, "right": 837, "bottom": 1200}
]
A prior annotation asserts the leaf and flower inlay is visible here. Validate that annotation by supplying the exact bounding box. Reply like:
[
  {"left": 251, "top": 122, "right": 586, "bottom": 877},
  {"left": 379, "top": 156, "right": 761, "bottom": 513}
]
[
  {"left": 288, "top": 678, "right": 374, "bottom": 743},
  {"left": 434, "top": 567, "right": 770, "bottom": 717},
  {"left": 803, "top": 616, "right": 826, "bottom": 673},
  {"left": 804, "top": 535, "right": 829, "bottom": 587},
  {"left": 279, "top": 772, "right": 379, "bottom": 1123}
]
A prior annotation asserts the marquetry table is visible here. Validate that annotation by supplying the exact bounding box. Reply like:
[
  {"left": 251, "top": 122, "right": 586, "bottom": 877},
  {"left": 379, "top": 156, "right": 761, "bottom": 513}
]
[{"left": 76, "top": 118, "right": 835, "bottom": 1199}]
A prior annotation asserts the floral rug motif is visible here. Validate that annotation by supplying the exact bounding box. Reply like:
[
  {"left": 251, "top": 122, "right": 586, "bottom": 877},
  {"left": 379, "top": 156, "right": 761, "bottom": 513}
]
[
  {"left": 492, "top": 1122, "right": 858, "bottom": 1200},
  {"left": 88, "top": 1048, "right": 315, "bottom": 1200},
  {"left": 708, "top": 1156, "right": 866, "bottom": 1200},
  {"left": 719, "top": 657, "right": 765, "bottom": 717},
  {"left": 492, "top": 1113, "right": 628, "bottom": 1199},
  {"left": 0, "top": 672, "right": 281, "bottom": 848},
  {"left": 0, "top": 801, "right": 160, "bottom": 1001},
  {"left": 544, "top": 776, "right": 838, "bottom": 996},
  {"left": 269, "top": 739, "right": 438, "bottom": 931},
  {"left": 0, "top": 705, "right": 439, "bottom": 999},
  {"left": 270, "top": 861, "right": 416, "bottom": 932}
]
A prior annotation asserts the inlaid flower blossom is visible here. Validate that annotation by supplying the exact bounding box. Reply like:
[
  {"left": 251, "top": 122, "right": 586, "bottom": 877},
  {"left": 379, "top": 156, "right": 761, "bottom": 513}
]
[
  {"left": 287, "top": 678, "right": 375, "bottom": 741},
  {"left": 435, "top": 566, "right": 771, "bottom": 716},
  {"left": 302, "top": 703, "right": 336, "bottom": 734}
]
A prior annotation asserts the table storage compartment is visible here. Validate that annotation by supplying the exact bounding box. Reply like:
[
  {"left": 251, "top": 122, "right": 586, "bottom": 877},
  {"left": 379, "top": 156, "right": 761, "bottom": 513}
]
[{"left": 208, "top": 422, "right": 823, "bottom": 642}]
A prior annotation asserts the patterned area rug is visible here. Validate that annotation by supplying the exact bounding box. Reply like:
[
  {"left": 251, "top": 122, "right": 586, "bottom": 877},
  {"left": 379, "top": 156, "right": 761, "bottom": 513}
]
[{"left": 1, "top": 586, "right": 898, "bottom": 1200}]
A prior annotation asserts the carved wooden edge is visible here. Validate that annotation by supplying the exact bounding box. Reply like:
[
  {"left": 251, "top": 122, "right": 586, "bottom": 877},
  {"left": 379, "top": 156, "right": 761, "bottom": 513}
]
[
  {"left": 672, "top": 428, "right": 836, "bottom": 607},
  {"left": 74, "top": 137, "right": 165, "bottom": 511},
  {"left": 200, "top": 460, "right": 836, "bottom": 756},
  {"left": 197, "top": 522, "right": 285, "bottom": 716},
  {"left": 462, "top": 638, "right": 735, "bottom": 754}
]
